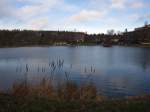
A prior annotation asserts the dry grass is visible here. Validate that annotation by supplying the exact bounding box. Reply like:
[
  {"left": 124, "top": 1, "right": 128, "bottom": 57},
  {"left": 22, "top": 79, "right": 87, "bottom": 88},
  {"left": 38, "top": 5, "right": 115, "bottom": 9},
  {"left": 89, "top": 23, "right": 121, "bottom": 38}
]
[
  {"left": 10, "top": 78, "right": 104, "bottom": 102},
  {"left": 1, "top": 77, "right": 150, "bottom": 112}
]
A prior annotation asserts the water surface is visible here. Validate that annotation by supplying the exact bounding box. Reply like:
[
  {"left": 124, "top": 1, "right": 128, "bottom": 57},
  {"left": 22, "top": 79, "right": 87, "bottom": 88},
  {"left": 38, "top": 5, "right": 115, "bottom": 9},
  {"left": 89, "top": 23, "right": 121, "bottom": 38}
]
[{"left": 0, "top": 46, "right": 150, "bottom": 98}]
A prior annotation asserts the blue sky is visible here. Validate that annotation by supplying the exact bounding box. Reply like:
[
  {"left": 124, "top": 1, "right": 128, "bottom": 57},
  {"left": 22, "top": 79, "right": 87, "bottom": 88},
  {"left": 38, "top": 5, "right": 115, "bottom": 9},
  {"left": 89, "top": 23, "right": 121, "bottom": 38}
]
[{"left": 0, "top": 0, "right": 150, "bottom": 33}]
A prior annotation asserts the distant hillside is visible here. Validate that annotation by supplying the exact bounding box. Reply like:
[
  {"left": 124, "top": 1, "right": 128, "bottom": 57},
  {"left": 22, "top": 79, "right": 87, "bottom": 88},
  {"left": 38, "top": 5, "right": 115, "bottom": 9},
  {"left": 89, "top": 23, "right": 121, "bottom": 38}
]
[
  {"left": 0, "top": 30, "right": 85, "bottom": 47},
  {"left": 0, "top": 24, "right": 150, "bottom": 47}
]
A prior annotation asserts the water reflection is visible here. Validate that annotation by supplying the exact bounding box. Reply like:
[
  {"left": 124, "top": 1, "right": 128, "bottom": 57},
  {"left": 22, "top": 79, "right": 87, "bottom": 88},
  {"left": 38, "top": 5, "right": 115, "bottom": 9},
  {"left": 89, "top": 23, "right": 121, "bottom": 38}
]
[{"left": 0, "top": 46, "right": 150, "bottom": 98}]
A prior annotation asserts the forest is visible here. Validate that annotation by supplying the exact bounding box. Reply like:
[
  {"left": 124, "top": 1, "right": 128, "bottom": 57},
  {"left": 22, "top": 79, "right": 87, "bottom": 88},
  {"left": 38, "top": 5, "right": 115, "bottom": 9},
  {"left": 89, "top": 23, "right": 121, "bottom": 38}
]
[{"left": 0, "top": 24, "right": 150, "bottom": 47}]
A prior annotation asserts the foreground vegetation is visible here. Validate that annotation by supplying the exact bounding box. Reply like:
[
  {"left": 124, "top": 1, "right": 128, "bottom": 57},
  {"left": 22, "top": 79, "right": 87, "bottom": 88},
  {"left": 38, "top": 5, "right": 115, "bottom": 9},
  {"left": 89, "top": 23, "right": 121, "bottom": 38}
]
[
  {"left": 1, "top": 92, "right": 150, "bottom": 112},
  {"left": 1, "top": 78, "right": 150, "bottom": 112}
]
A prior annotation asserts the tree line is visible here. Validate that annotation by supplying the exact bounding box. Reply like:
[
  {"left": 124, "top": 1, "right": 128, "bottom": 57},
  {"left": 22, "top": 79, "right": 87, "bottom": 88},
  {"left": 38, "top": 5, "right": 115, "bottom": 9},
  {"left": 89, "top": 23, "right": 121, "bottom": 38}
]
[{"left": 0, "top": 24, "right": 150, "bottom": 47}]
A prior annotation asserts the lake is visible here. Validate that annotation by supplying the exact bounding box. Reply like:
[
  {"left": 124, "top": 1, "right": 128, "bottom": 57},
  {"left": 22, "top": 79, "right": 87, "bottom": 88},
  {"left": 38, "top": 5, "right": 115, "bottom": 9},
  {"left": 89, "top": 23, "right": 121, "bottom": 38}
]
[{"left": 0, "top": 46, "right": 150, "bottom": 98}]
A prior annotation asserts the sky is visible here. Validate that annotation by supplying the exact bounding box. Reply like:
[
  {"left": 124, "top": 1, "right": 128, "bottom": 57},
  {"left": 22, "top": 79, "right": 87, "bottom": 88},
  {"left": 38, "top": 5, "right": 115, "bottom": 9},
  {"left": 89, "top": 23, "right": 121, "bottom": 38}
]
[{"left": 0, "top": 0, "right": 150, "bottom": 34}]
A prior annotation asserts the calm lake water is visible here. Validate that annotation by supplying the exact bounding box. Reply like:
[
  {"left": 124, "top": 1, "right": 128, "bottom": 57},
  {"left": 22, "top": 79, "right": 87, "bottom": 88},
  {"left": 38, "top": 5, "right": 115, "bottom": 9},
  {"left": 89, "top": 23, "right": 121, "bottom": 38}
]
[{"left": 0, "top": 46, "right": 150, "bottom": 98}]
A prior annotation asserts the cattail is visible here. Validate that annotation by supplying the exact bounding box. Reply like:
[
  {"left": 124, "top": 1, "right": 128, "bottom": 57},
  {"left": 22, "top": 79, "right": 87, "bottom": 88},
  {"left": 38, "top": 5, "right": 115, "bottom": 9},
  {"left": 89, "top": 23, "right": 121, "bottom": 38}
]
[
  {"left": 84, "top": 67, "right": 87, "bottom": 73},
  {"left": 91, "top": 66, "right": 93, "bottom": 72},
  {"left": 26, "top": 64, "right": 28, "bottom": 72},
  {"left": 93, "top": 69, "right": 96, "bottom": 73},
  {"left": 37, "top": 64, "right": 40, "bottom": 72}
]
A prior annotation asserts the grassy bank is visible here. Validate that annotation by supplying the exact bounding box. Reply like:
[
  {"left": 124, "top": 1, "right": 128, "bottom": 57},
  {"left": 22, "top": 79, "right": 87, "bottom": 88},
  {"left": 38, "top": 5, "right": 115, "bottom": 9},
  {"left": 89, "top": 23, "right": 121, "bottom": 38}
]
[
  {"left": 1, "top": 93, "right": 150, "bottom": 112},
  {"left": 0, "top": 78, "right": 150, "bottom": 112}
]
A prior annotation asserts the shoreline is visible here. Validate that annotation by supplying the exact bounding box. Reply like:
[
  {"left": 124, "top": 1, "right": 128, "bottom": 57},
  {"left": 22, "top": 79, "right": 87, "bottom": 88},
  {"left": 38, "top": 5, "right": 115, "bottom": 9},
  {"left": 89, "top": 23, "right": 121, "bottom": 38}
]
[
  {"left": 1, "top": 77, "right": 150, "bottom": 112},
  {"left": 0, "top": 44, "right": 150, "bottom": 48}
]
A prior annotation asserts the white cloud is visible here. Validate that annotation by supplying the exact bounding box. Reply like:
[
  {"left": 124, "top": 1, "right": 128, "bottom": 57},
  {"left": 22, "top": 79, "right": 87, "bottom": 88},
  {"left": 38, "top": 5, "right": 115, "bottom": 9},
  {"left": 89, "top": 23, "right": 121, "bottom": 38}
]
[
  {"left": 111, "top": 0, "right": 126, "bottom": 9},
  {"left": 111, "top": 0, "right": 144, "bottom": 9},
  {"left": 22, "top": 17, "right": 49, "bottom": 30},
  {"left": 16, "top": 0, "right": 60, "bottom": 20},
  {"left": 70, "top": 10, "right": 106, "bottom": 22},
  {"left": 138, "top": 13, "right": 150, "bottom": 21},
  {"left": 129, "top": 14, "right": 140, "bottom": 20},
  {"left": 0, "top": 16, "right": 50, "bottom": 30},
  {"left": 0, "top": 0, "right": 148, "bottom": 33},
  {"left": 0, "top": 0, "right": 63, "bottom": 30},
  {"left": 128, "top": 13, "right": 150, "bottom": 22},
  {"left": 130, "top": 1, "right": 144, "bottom": 8},
  {"left": 0, "top": 0, "right": 15, "bottom": 18},
  {"left": 0, "top": 0, "right": 60, "bottom": 21}
]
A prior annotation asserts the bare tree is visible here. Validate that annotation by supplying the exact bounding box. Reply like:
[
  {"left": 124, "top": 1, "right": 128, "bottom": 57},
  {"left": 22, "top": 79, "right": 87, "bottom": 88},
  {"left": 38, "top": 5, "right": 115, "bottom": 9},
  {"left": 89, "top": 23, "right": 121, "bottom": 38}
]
[{"left": 107, "top": 29, "right": 115, "bottom": 36}]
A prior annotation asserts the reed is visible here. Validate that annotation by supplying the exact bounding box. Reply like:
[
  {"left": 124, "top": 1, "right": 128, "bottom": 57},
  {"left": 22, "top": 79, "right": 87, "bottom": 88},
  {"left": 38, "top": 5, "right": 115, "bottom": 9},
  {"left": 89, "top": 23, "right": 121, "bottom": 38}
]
[
  {"left": 10, "top": 76, "right": 104, "bottom": 102},
  {"left": 11, "top": 59, "right": 102, "bottom": 102}
]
